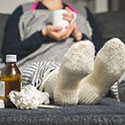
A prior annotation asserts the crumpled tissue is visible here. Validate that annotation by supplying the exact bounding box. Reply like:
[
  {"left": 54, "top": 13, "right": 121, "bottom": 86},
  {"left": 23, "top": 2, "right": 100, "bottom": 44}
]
[{"left": 9, "top": 85, "right": 49, "bottom": 109}]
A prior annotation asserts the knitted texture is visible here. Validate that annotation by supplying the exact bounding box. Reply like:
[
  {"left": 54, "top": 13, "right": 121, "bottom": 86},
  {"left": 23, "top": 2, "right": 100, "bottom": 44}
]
[
  {"left": 39, "top": 68, "right": 59, "bottom": 99},
  {"left": 16, "top": 8, "right": 93, "bottom": 65},
  {"left": 20, "top": 38, "right": 124, "bottom": 105},
  {"left": 78, "top": 79, "right": 101, "bottom": 104},
  {"left": 54, "top": 40, "right": 95, "bottom": 105},
  {"left": 79, "top": 38, "right": 125, "bottom": 104},
  {"left": 19, "top": 9, "right": 92, "bottom": 40}
]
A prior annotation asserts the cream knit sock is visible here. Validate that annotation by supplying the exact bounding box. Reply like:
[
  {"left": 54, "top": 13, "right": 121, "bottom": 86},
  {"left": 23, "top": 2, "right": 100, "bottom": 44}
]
[
  {"left": 78, "top": 38, "right": 125, "bottom": 104},
  {"left": 54, "top": 40, "right": 95, "bottom": 105},
  {"left": 40, "top": 68, "right": 59, "bottom": 99}
]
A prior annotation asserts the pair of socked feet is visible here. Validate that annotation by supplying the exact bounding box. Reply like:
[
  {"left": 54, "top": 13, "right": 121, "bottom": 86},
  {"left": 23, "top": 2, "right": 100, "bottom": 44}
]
[{"left": 41, "top": 38, "right": 125, "bottom": 105}]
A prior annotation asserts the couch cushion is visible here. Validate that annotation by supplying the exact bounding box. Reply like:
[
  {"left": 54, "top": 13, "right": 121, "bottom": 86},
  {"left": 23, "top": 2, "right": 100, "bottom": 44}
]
[
  {"left": 0, "top": 14, "right": 10, "bottom": 54},
  {"left": 94, "top": 11, "right": 125, "bottom": 43},
  {"left": 0, "top": 97, "right": 125, "bottom": 125}
]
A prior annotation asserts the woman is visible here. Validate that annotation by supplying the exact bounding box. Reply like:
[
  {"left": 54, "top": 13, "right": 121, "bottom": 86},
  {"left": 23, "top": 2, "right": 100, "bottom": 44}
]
[
  {"left": 2, "top": 0, "right": 125, "bottom": 105},
  {"left": 2, "top": 0, "right": 103, "bottom": 61}
]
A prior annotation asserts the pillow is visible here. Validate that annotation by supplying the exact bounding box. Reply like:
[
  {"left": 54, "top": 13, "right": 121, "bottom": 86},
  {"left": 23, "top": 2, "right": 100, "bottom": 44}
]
[{"left": 0, "top": 14, "right": 10, "bottom": 54}]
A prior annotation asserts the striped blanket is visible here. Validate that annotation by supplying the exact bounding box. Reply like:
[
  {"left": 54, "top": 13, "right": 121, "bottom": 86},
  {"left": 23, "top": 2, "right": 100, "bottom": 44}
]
[{"left": 20, "top": 59, "right": 122, "bottom": 101}]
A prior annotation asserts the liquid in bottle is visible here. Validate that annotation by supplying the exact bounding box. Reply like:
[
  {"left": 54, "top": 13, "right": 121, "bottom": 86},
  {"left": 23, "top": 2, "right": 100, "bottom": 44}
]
[{"left": 0, "top": 55, "right": 21, "bottom": 108}]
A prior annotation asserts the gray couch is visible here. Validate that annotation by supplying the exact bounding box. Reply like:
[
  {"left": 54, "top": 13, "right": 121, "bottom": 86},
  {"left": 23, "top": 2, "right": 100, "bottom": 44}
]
[{"left": 0, "top": 9, "right": 125, "bottom": 125}]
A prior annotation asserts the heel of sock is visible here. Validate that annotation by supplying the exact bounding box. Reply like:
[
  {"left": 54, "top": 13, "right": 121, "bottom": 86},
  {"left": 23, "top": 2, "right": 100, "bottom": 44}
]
[
  {"left": 79, "top": 81, "right": 101, "bottom": 104},
  {"left": 54, "top": 89, "right": 79, "bottom": 105}
]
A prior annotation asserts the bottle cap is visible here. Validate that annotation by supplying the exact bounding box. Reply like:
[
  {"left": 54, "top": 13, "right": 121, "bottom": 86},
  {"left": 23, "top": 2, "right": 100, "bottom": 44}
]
[{"left": 6, "top": 55, "right": 17, "bottom": 62}]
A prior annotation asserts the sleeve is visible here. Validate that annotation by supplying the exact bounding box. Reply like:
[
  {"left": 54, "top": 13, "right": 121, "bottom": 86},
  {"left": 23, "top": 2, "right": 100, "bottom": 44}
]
[
  {"left": 81, "top": 33, "right": 90, "bottom": 40},
  {"left": 85, "top": 7, "right": 104, "bottom": 53},
  {"left": 2, "top": 5, "right": 47, "bottom": 61}
]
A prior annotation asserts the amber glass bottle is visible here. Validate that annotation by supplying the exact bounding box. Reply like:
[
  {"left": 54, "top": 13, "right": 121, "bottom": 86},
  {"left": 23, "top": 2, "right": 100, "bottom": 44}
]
[{"left": 0, "top": 55, "right": 21, "bottom": 108}]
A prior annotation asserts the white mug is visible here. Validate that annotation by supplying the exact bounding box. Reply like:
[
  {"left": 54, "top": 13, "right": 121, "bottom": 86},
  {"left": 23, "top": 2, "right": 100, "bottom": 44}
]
[{"left": 52, "top": 9, "right": 77, "bottom": 32}]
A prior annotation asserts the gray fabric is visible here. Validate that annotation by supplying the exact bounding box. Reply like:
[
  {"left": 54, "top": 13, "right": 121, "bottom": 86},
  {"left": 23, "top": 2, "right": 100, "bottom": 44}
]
[
  {"left": 0, "top": 98, "right": 125, "bottom": 125},
  {"left": 18, "top": 10, "right": 92, "bottom": 40},
  {"left": 17, "top": 38, "right": 74, "bottom": 70},
  {"left": 0, "top": 14, "right": 9, "bottom": 54},
  {"left": 22, "top": 2, "right": 33, "bottom": 12},
  {"left": 22, "top": 61, "right": 59, "bottom": 88},
  {"left": 94, "top": 11, "right": 125, "bottom": 43},
  {"left": 16, "top": 8, "right": 92, "bottom": 69}
]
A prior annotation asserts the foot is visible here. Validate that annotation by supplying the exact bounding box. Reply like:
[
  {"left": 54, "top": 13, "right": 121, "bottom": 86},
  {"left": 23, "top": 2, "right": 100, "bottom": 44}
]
[
  {"left": 54, "top": 40, "right": 95, "bottom": 105},
  {"left": 79, "top": 38, "right": 125, "bottom": 104}
]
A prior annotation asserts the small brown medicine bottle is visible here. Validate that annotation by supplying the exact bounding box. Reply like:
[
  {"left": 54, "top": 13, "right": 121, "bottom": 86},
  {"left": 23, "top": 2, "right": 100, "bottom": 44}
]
[{"left": 0, "top": 55, "right": 21, "bottom": 108}]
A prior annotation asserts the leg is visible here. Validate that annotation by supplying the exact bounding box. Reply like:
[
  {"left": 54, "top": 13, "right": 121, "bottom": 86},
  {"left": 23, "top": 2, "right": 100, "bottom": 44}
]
[
  {"left": 54, "top": 40, "right": 95, "bottom": 105},
  {"left": 79, "top": 38, "right": 125, "bottom": 104}
]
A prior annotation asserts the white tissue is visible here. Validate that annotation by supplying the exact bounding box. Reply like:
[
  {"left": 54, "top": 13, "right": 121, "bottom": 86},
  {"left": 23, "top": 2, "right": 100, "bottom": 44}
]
[{"left": 9, "top": 85, "right": 49, "bottom": 109}]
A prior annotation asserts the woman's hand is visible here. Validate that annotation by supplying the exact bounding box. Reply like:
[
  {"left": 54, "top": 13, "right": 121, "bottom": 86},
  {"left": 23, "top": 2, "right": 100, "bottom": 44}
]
[
  {"left": 42, "top": 25, "right": 74, "bottom": 41},
  {"left": 63, "top": 7, "right": 82, "bottom": 41}
]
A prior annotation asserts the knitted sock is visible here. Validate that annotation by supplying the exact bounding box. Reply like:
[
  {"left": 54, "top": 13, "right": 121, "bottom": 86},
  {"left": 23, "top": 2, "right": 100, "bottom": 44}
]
[
  {"left": 54, "top": 40, "right": 95, "bottom": 105},
  {"left": 78, "top": 38, "right": 125, "bottom": 104},
  {"left": 40, "top": 68, "right": 59, "bottom": 99}
]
